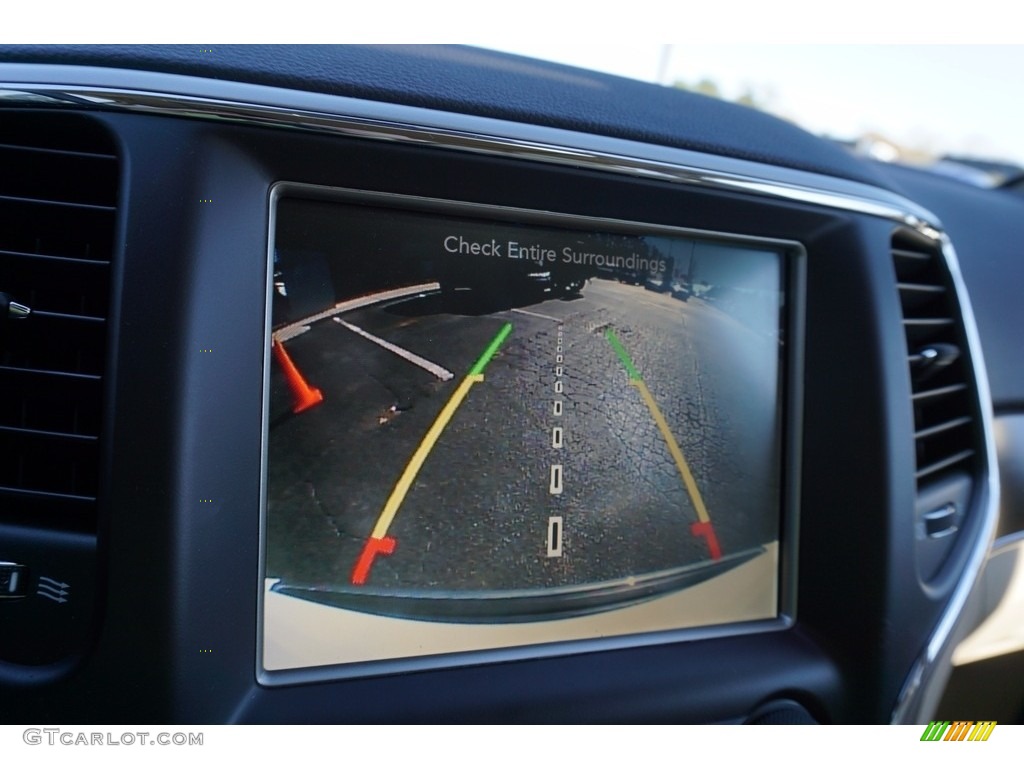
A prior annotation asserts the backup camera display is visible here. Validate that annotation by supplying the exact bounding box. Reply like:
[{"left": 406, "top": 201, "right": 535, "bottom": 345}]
[{"left": 262, "top": 189, "right": 787, "bottom": 675}]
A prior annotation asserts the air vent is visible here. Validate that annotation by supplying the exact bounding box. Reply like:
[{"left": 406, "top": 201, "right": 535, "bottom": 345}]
[
  {"left": 892, "top": 229, "right": 977, "bottom": 489},
  {"left": 0, "top": 114, "right": 119, "bottom": 532}
]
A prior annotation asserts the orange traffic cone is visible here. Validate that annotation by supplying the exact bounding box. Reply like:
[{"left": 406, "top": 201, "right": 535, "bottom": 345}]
[{"left": 272, "top": 338, "right": 324, "bottom": 414}]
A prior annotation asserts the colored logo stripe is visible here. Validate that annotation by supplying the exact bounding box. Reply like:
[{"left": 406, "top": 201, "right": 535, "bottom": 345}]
[
  {"left": 968, "top": 721, "right": 997, "bottom": 741},
  {"left": 920, "top": 720, "right": 996, "bottom": 741},
  {"left": 945, "top": 721, "right": 974, "bottom": 741}
]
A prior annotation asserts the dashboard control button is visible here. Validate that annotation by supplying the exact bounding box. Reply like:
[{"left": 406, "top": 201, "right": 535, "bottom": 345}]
[
  {"left": 924, "top": 503, "right": 959, "bottom": 538},
  {"left": 0, "top": 563, "right": 29, "bottom": 598}
]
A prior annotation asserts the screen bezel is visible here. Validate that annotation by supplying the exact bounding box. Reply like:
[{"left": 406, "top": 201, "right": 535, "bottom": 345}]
[{"left": 257, "top": 181, "right": 805, "bottom": 686}]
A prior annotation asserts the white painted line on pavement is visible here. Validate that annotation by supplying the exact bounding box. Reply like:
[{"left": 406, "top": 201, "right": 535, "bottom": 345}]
[
  {"left": 547, "top": 516, "right": 563, "bottom": 557},
  {"left": 334, "top": 318, "right": 454, "bottom": 381},
  {"left": 549, "top": 465, "right": 563, "bottom": 495},
  {"left": 274, "top": 282, "right": 440, "bottom": 342},
  {"left": 511, "top": 307, "right": 561, "bottom": 322}
]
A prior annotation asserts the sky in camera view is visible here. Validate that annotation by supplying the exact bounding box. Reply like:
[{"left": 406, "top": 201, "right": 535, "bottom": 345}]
[{"left": 485, "top": 44, "right": 1024, "bottom": 169}]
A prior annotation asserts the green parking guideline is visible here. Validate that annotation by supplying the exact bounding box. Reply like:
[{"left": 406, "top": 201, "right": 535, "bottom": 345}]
[
  {"left": 469, "top": 322, "right": 513, "bottom": 375},
  {"left": 605, "top": 328, "right": 641, "bottom": 381}
]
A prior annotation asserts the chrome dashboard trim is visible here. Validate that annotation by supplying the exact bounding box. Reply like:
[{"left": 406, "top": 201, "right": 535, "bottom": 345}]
[
  {"left": 0, "top": 67, "right": 942, "bottom": 230},
  {"left": 0, "top": 64, "right": 1000, "bottom": 721}
]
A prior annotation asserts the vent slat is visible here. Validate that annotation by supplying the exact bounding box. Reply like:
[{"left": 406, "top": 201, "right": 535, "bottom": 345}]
[
  {"left": 893, "top": 248, "right": 932, "bottom": 261},
  {"left": 914, "top": 416, "right": 973, "bottom": 440},
  {"left": 915, "top": 450, "right": 977, "bottom": 481},
  {"left": 898, "top": 282, "right": 946, "bottom": 294},
  {"left": 30, "top": 309, "right": 107, "bottom": 325},
  {"left": 0, "top": 424, "right": 99, "bottom": 443},
  {"left": 912, "top": 383, "right": 968, "bottom": 401},
  {"left": 0, "top": 249, "right": 111, "bottom": 266},
  {"left": 0, "top": 193, "right": 117, "bottom": 213},
  {"left": 0, "top": 364, "right": 102, "bottom": 383},
  {"left": 0, "top": 140, "right": 116, "bottom": 160},
  {"left": 0, "top": 114, "right": 117, "bottom": 532},
  {"left": 0, "top": 199, "right": 115, "bottom": 261},
  {"left": 0, "top": 485, "right": 98, "bottom": 505}
]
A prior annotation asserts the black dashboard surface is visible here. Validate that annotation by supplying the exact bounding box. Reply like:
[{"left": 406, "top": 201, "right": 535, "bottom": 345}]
[
  {"left": 0, "top": 45, "right": 1015, "bottom": 724},
  {"left": 0, "top": 44, "right": 888, "bottom": 186}
]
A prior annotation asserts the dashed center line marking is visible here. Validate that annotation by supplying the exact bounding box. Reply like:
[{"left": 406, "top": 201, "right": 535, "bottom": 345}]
[
  {"left": 546, "top": 325, "right": 566, "bottom": 553},
  {"left": 547, "top": 517, "right": 563, "bottom": 557},
  {"left": 334, "top": 318, "right": 454, "bottom": 381},
  {"left": 549, "top": 464, "right": 563, "bottom": 495}
]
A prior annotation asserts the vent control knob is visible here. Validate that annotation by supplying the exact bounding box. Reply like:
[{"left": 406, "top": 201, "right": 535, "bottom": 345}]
[
  {"left": 915, "top": 342, "right": 959, "bottom": 380},
  {"left": 0, "top": 292, "right": 31, "bottom": 320}
]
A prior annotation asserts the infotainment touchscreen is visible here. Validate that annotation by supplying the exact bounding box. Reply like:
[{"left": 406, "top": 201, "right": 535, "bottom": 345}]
[{"left": 260, "top": 185, "right": 796, "bottom": 680}]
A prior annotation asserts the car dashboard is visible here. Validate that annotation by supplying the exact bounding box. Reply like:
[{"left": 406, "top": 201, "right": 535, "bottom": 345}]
[{"left": 0, "top": 45, "right": 1020, "bottom": 724}]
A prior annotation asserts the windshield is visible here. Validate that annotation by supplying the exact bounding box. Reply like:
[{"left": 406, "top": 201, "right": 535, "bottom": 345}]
[{"left": 485, "top": 44, "right": 1024, "bottom": 187}]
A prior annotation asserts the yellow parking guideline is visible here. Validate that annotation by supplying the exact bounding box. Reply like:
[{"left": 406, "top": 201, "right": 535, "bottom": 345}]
[
  {"left": 368, "top": 321, "right": 513, "bottom": 541},
  {"left": 605, "top": 327, "right": 712, "bottom": 525},
  {"left": 631, "top": 379, "right": 711, "bottom": 524},
  {"left": 371, "top": 373, "right": 483, "bottom": 539}
]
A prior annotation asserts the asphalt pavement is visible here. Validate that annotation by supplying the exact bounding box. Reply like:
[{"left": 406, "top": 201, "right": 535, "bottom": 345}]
[{"left": 266, "top": 279, "right": 781, "bottom": 600}]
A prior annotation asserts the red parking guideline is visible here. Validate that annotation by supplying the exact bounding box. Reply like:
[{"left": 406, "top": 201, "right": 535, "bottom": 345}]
[
  {"left": 351, "top": 536, "right": 397, "bottom": 586},
  {"left": 690, "top": 521, "right": 722, "bottom": 560}
]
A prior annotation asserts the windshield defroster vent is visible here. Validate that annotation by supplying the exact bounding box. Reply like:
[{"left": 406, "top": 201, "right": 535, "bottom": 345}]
[
  {"left": 0, "top": 114, "right": 119, "bottom": 533},
  {"left": 892, "top": 229, "right": 977, "bottom": 489}
]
